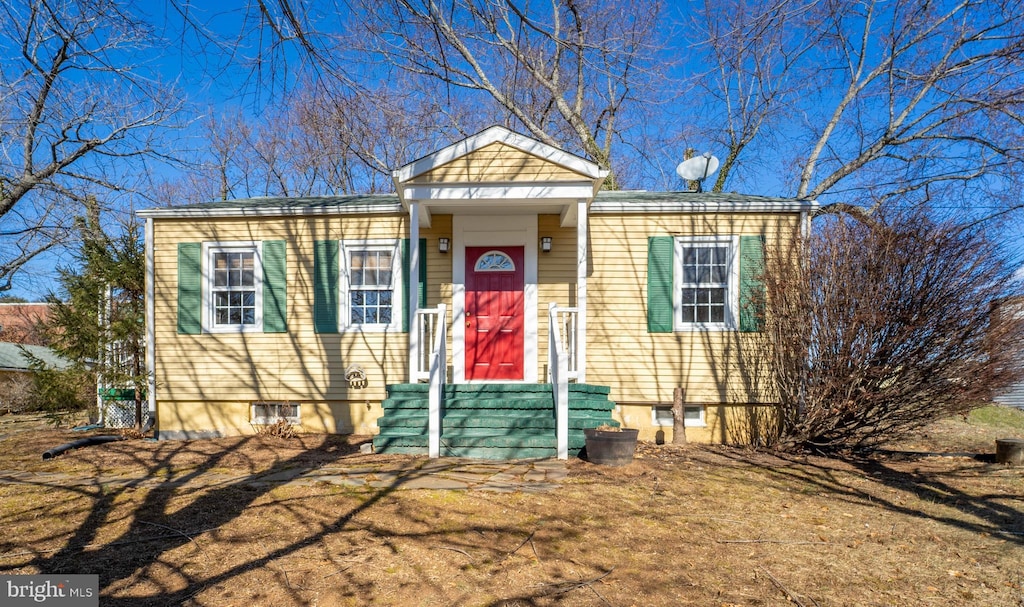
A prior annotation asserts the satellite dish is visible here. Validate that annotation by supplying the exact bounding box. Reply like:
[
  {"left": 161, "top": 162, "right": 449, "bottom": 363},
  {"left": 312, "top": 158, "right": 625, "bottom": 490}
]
[{"left": 675, "top": 153, "right": 720, "bottom": 192}]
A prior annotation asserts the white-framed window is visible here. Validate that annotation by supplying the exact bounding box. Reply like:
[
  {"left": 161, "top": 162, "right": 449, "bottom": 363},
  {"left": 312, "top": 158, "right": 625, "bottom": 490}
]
[
  {"left": 652, "top": 405, "right": 706, "bottom": 427},
  {"left": 341, "top": 239, "right": 402, "bottom": 331},
  {"left": 251, "top": 401, "right": 300, "bottom": 425},
  {"left": 674, "top": 236, "right": 739, "bottom": 330},
  {"left": 203, "top": 242, "right": 263, "bottom": 332}
]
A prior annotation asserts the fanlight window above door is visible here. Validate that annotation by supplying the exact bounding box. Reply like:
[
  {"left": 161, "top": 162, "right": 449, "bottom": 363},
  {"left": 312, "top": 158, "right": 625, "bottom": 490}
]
[{"left": 474, "top": 251, "right": 515, "bottom": 272}]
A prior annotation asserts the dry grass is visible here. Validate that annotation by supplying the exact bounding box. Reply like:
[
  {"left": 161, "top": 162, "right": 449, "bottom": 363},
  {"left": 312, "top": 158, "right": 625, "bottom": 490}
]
[{"left": 0, "top": 409, "right": 1021, "bottom": 606}]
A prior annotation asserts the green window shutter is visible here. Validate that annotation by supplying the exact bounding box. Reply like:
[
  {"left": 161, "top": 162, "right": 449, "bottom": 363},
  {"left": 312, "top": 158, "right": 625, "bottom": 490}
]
[
  {"left": 177, "top": 243, "right": 202, "bottom": 335},
  {"left": 313, "top": 240, "right": 339, "bottom": 333},
  {"left": 262, "top": 240, "right": 287, "bottom": 333},
  {"left": 400, "top": 238, "right": 428, "bottom": 332},
  {"left": 739, "top": 235, "right": 766, "bottom": 332},
  {"left": 647, "top": 236, "right": 675, "bottom": 333}
]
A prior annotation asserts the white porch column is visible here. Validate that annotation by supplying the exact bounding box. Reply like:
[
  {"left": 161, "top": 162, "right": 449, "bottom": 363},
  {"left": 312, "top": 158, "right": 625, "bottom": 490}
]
[
  {"left": 576, "top": 198, "right": 587, "bottom": 383},
  {"left": 408, "top": 201, "right": 421, "bottom": 382}
]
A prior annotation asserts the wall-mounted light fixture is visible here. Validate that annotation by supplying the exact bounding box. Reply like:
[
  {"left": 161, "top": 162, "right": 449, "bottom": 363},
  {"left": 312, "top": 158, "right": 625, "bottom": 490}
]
[
  {"left": 540, "top": 236, "right": 553, "bottom": 253},
  {"left": 438, "top": 237, "right": 450, "bottom": 254}
]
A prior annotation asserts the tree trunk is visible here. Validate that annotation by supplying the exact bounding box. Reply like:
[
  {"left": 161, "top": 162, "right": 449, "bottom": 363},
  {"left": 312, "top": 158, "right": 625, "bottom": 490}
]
[{"left": 671, "top": 387, "right": 688, "bottom": 445}]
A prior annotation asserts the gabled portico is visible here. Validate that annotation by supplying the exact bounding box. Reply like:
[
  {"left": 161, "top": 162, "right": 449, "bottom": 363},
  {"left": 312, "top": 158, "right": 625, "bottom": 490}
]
[{"left": 393, "top": 126, "right": 609, "bottom": 386}]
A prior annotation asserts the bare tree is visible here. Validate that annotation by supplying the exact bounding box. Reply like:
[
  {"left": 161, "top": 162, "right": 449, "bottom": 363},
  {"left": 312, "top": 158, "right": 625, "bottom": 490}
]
[
  {"left": 156, "top": 79, "right": 482, "bottom": 205},
  {"left": 692, "top": 0, "right": 1024, "bottom": 222},
  {"left": 187, "top": 0, "right": 669, "bottom": 190},
  {"left": 687, "top": 1, "right": 822, "bottom": 193},
  {"left": 0, "top": 0, "right": 181, "bottom": 291},
  {"left": 759, "top": 211, "right": 1024, "bottom": 452},
  {"left": 356, "top": 0, "right": 669, "bottom": 188}
]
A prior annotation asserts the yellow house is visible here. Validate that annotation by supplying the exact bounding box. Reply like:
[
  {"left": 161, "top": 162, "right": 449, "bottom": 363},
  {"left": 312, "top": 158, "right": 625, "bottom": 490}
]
[{"left": 138, "top": 127, "right": 815, "bottom": 458}]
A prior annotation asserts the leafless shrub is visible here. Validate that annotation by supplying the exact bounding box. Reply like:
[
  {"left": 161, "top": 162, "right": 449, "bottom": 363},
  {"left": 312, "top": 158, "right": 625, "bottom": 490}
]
[
  {"left": 255, "top": 419, "right": 297, "bottom": 440},
  {"left": 0, "top": 374, "right": 34, "bottom": 414},
  {"left": 118, "top": 427, "right": 147, "bottom": 440},
  {"left": 761, "top": 211, "right": 1024, "bottom": 452}
]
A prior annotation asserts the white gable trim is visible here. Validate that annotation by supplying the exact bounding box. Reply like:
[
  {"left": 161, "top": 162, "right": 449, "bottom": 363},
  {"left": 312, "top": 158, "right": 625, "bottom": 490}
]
[{"left": 392, "top": 125, "right": 608, "bottom": 185}]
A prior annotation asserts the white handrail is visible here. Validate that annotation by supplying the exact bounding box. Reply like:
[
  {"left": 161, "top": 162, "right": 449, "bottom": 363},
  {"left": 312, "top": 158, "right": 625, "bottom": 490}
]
[
  {"left": 549, "top": 303, "right": 570, "bottom": 460},
  {"left": 414, "top": 307, "right": 441, "bottom": 382},
  {"left": 552, "top": 306, "right": 579, "bottom": 380},
  {"left": 427, "top": 304, "right": 447, "bottom": 458}
]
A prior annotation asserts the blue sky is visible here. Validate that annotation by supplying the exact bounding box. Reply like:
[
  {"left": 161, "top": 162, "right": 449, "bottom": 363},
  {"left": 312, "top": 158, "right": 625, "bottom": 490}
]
[{"left": 3, "top": 0, "right": 1023, "bottom": 300}]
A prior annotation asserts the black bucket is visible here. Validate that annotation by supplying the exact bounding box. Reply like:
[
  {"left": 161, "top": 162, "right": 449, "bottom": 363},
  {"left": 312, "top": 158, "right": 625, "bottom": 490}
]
[{"left": 583, "top": 428, "right": 638, "bottom": 466}]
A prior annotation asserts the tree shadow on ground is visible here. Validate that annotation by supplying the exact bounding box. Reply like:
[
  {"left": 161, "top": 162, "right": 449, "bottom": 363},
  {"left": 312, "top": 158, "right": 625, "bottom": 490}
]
[
  {"left": 695, "top": 447, "right": 1024, "bottom": 547},
  {"left": 0, "top": 437, "right": 585, "bottom": 605}
]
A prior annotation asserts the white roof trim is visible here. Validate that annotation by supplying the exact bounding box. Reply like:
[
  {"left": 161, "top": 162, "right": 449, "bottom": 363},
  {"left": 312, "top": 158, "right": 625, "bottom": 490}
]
[
  {"left": 591, "top": 200, "right": 819, "bottom": 214},
  {"left": 392, "top": 125, "right": 608, "bottom": 184},
  {"left": 400, "top": 182, "right": 596, "bottom": 202},
  {"left": 137, "top": 202, "right": 403, "bottom": 219}
]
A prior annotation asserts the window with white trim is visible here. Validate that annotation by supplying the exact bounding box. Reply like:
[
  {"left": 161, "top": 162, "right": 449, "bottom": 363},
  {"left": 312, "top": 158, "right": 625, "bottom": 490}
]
[
  {"left": 674, "top": 236, "right": 739, "bottom": 330},
  {"left": 251, "top": 401, "right": 300, "bottom": 424},
  {"left": 341, "top": 240, "right": 402, "bottom": 330},
  {"left": 204, "top": 242, "right": 263, "bottom": 332},
  {"left": 652, "top": 405, "right": 706, "bottom": 427}
]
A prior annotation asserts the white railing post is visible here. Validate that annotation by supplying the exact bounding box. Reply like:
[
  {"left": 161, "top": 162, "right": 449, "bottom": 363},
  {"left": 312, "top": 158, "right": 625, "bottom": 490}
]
[
  {"left": 428, "top": 304, "right": 447, "bottom": 458},
  {"left": 549, "top": 303, "right": 569, "bottom": 460}
]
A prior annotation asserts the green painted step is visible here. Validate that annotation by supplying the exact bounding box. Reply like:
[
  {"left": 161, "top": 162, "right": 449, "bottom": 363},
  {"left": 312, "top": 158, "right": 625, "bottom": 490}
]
[{"left": 374, "top": 382, "right": 617, "bottom": 459}]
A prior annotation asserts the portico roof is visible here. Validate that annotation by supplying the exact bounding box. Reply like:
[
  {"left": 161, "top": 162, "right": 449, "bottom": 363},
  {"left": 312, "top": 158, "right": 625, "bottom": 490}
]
[{"left": 392, "top": 126, "right": 610, "bottom": 227}]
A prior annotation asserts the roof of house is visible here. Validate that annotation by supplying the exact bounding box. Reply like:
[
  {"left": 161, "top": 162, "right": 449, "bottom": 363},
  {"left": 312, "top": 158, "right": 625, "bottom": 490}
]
[
  {"left": 137, "top": 190, "right": 817, "bottom": 219},
  {"left": 0, "top": 342, "right": 71, "bottom": 372}
]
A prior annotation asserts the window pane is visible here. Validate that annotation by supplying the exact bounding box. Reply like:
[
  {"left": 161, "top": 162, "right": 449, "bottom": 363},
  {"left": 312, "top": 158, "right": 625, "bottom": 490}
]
[
  {"left": 684, "top": 406, "right": 702, "bottom": 421},
  {"left": 350, "top": 251, "right": 365, "bottom": 286}
]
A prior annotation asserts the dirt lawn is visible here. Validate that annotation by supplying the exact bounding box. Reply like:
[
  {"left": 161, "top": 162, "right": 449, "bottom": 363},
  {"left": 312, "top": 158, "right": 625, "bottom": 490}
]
[{"left": 0, "top": 410, "right": 1021, "bottom": 606}]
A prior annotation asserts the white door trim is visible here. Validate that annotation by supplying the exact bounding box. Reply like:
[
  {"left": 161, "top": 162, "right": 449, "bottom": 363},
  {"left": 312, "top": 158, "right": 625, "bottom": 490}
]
[{"left": 453, "top": 215, "right": 538, "bottom": 383}]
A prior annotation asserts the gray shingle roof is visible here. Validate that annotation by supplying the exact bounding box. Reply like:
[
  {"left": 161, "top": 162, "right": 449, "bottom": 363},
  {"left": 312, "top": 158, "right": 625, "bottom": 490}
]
[
  {"left": 137, "top": 190, "right": 814, "bottom": 218},
  {"left": 0, "top": 342, "right": 71, "bottom": 372}
]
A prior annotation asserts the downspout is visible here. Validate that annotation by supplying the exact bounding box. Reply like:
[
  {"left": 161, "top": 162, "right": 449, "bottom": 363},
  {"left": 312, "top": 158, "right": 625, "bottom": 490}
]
[
  {"left": 145, "top": 217, "right": 157, "bottom": 435},
  {"left": 576, "top": 199, "right": 588, "bottom": 383}
]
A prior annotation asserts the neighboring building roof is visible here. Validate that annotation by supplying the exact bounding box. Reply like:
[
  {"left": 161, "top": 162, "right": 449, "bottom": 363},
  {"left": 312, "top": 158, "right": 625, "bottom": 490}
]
[
  {"left": 137, "top": 190, "right": 817, "bottom": 219},
  {"left": 0, "top": 303, "right": 52, "bottom": 345},
  {"left": 0, "top": 342, "right": 71, "bottom": 372}
]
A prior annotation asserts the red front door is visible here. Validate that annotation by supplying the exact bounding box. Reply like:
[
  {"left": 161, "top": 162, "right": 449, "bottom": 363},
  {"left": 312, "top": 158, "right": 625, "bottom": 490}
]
[{"left": 466, "top": 246, "right": 525, "bottom": 380}]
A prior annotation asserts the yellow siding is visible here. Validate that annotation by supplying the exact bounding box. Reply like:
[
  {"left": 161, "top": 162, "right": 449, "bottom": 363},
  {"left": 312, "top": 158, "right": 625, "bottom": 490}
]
[
  {"left": 151, "top": 213, "right": 453, "bottom": 437},
  {"left": 614, "top": 403, "right": 780, "bottom": 444},
  {"left": 151, "top": 205, "right": 803, "bottom": 445},
  {"left": 585, "top": 212, "right": 800, "bottom": 410},
  {"left": 410, "top": 142, "right": 589, "bottom": 183},
  {"left": 158, "top": 400, "right": 383, "bottom": 436}
]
